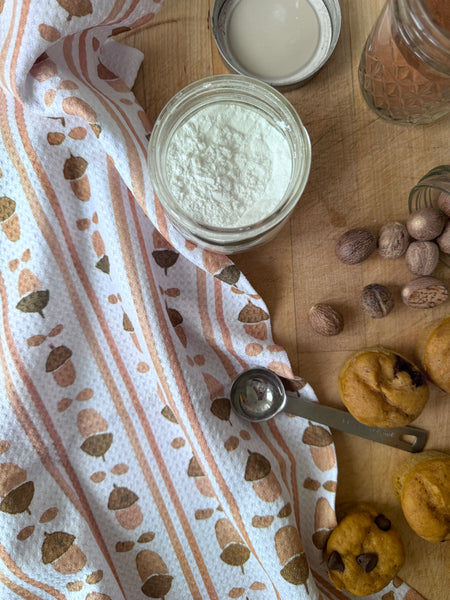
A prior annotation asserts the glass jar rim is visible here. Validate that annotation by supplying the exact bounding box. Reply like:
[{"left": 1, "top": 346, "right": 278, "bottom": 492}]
[{"left": 147, "top": 74, "right": 311, "bottom": 246}]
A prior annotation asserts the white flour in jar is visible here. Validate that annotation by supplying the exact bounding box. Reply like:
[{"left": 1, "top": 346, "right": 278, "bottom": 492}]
[{"left": 165, "top": 103, "right": 292, "bottom": 227}]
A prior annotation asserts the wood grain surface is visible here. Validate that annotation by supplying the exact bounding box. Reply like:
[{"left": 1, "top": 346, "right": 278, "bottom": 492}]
[{"left": 121, "top": 1, "right": 450, "bottom": 598}]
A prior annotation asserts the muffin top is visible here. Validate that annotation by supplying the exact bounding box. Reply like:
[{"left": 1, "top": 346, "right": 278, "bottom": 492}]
[
  {"left": 324, "top": 504, "right": 405, "bottom": 596},
  {"left": 338, "top": 347, "right": 429, "bottom": 427},
  {"left": 394, "top": 452, "right": 450, "bottom": 543}
]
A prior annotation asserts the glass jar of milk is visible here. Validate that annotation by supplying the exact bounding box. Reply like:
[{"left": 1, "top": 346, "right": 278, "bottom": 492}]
[{"left": 148, "top": 75, "right": 311, "bottom": 253}]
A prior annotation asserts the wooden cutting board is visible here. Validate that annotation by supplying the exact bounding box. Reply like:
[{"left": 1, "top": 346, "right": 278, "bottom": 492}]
[{"left": 122, "top": 1, "right": 450, "bottom": 598}]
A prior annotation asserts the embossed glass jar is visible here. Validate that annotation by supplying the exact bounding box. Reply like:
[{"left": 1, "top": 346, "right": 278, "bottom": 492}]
[
  {"left": 358, "top": 0, "right": 450, "bottom": 124},
  {"left": 148, "top": 75, "right": 311, "bottom": 253},
  {"left": 409, "top": 165, "right": 450, "bottom": 267}
]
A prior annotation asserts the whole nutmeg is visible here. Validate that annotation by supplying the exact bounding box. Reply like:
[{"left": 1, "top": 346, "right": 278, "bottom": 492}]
[
  {"left": 437, "top": 220, "right": 450, "bottom": 253},
  {"left": 405, "top": 241, "right": 440, "bottom": 276},
  {"left": 308, "top": 303, "right": 344, "bottom": 336},
  {"left": 361, "top": 284, "right": 394, "bottom": 318},
  {"left": 335, "top": 228, "right": 376, "bottom": 265},
  {"left": 401, "top": 277, "right": 448, "bottom": 309},
  {"left": 438, "top": 192, "right": 450, "bottom": 217},
  {"left": 406, "top": 207, "right": 447, "bottom": 241},
  {"left": 378, "top": 221, "right": 410, "bottom": 259}
]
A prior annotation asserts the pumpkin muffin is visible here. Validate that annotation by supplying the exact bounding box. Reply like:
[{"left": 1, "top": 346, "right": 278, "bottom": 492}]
[
  {"left": 393, "top": 450, "right": 450, "bottom": 543},
  {"left": 338, "top": 347, "right": 429, "bottom": 427},
  {"left": 416, "top": 314, "right": 450, "bottom": 393},
  {"left": 324, "top": 503, "right": 405, "bottom": 596}
]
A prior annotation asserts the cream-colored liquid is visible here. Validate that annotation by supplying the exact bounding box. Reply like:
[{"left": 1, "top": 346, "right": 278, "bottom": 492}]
[{"left": 228, "top": 0, "right": 321, "bottom": 79}]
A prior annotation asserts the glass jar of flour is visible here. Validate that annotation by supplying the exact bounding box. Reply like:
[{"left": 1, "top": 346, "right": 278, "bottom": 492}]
[{"left": 148, "top": 75, "right": 311, "bottom": 253}]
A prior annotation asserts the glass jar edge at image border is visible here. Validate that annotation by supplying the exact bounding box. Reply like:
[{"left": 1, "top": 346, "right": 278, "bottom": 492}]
[{"left": 147, "top": 75, "right": 312, "bottom": 250}]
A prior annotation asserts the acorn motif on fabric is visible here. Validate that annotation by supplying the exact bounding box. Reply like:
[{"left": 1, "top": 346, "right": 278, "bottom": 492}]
[
  {"left": 136, "top": 550, "right": 174, "bottom": 599},
  {"left": 0, "top": 196, "right": 20, "bottom": 241},
  {"left": 56, "top": 0, "right": 93, "bottom": 21},
  {"left": 244, "top": 451, "right": 282, "bottom": 503},
  {"left": 215, "top": 518, "right": 251, "bottom": 574},
  {"left": 152, "top": 230, "right": 179, "bottom": 275},
  {"left": 312, "top": 497, "right": 337, "bottom": 550},
  {"left": 63, "top": 153, "right": 90, "bottom": 201},
  {"left": 41, "top": 531, "right": 87, "bottom": 574},
  {"left": 91, "top": 229, "right": 109, "bottom": 274},
  {"left": 210, "top": 396, "right": 231, "bottom": 423},
  {"left": 16, "top": 268, "right": 49, "bottom": 318},
  {"left": 238, "top": 299, "right": 269, "bottom": 341},
  {"left": 302, "top": 422, "right": 336, "bottom": 472},
  {"left": 0, "top": 462, "right": 34, "bottom": 515},
  {"left": 187, "top": 456, "right": 215, "bottom": 498},
  {"left": 107, "top": 485, "right": 143, "bottom": 530},
  {"left": 77, "top": 409, "right": 113, "bottom": 460},
  {"left": 166, "top": 305, "right": 187, "bottom": 347},
  {"left": 45, "top": 344, "right": 76, "bottom": 387},
  {"left": 214, "top": 265, "right": 241, "bottom": 286},
  {"left": 275, "top": 525, "right": 309, "bottom": 587}
]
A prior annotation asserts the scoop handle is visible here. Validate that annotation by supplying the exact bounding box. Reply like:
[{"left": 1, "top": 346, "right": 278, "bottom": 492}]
[{"left": 284, "top": 393, "right": 427, "bottom": 453}]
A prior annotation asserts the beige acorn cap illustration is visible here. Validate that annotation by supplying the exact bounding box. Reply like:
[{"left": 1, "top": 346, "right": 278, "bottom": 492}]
[
  {"left": 136, "top": 550, "right": 173, "bottom": 599},
  {"left": 42, "top": 531, "right": 87, "bottom": 574},
  {"left": 0, "top": 196, "right": 20, "bottom": 242},
  {"left": 0, "top": 462, "right": 34, "bottom": 515},
  {"left": 77, "top": 408, "right": 108, "bottom": 438},
  {"left": 45, "top": 345, "right": 76, "bottom": 387},
  {"left": 215, "top": 518, "right": 250, "bottom": 574},
  {"left": 17, "top": 269, "right": 41, "bottom": 297}
]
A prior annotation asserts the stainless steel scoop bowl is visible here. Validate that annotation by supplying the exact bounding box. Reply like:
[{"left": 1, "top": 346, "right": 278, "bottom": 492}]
[{"left": 230, "top": 367, "right": 428, "bottom": 453}]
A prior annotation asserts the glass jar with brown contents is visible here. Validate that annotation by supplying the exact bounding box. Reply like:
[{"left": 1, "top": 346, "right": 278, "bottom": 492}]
[{"left": 358, "top": 0, "right": 450, "bottom": 125}]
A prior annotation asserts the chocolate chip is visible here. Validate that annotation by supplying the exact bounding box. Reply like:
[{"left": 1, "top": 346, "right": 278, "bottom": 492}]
[
  {"left": 375, "top": 514, "right": 391, "bottom": 531},
  {"left": 327, "top": 550, "right": 345, "bottom": 572},
  {"left": 393, "top": 355, "right": 425, "bottom": 387},
  {"left": 357, "top": 553, "right": 378, "bottom": 573}
]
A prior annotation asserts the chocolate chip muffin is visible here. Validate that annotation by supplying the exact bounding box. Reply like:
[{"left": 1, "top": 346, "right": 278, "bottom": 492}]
[
  {"left": 416, "top": 314, "right": 450, "bottom": 393},
  {"left": 338, "top": 347, "right": 429, "bottom": 427},
  {"left": 324, "top": 504, "right": 405, "bottom": 596},
  {"left": 393, "top": 450, "right": 450, "bottom": 543}
]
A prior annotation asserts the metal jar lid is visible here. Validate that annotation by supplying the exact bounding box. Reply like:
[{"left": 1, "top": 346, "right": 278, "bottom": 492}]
[{"left": 212, "top": 0, "right": 341, "bottom": 90}]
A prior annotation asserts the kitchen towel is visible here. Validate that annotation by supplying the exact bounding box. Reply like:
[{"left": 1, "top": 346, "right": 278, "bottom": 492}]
[{"left": 0, "top": 1, "right": 424, "bottom": 598}]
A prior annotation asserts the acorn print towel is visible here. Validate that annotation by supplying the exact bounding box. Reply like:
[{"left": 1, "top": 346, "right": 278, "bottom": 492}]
[{"left": 0, "top": 1, "right": 424, "bottom": 599}]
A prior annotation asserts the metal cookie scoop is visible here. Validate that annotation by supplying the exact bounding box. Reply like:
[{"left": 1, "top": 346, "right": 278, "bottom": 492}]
[{"left": 230, "top": 367, "right": 428, "bottom": 453}]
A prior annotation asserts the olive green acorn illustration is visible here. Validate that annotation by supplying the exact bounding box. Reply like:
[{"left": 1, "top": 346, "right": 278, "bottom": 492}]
[
  {"left": 16, "top": 269, "right": 49, "bottom": 318},
  {"left": 275, "top": 525, "right": 309, "bottom": 586},
  {"left": 42, "top": 531, "right": 87, "bottom": 574},
  {"left": 215, "top": 518, "right": 250, "bottom": 574},
  {"left": 77, "top": 409, "right": 113, "bottom": 460},
  {"left": 215, "top": 265, "right": 241, "bottom": 286},
  {"left": 152, "top": 250, "right": 179, "bottom": 275},
  {"left": 46, "top": 345, "right": 76, "bottom": 387},
  {"left": 63, "top": 153, "right": 90, "bottom": 201},
  {"left": 0, "top": 463, "right": 34, "bottom": 515},
  {"left": 244, "top": 451, "right": 282, "bottom": 503},
  {"left": 108, "top": 485, "right": 143, "bottom": 530},
  {"left": 136, "top": 550, "right": 173, "bottom": 599},
  {"left": 0, "top": 196, "right": 20, "bottom": 241},
  {"left": 238, "top": 300, "right": 269, "bottom": 324}
]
